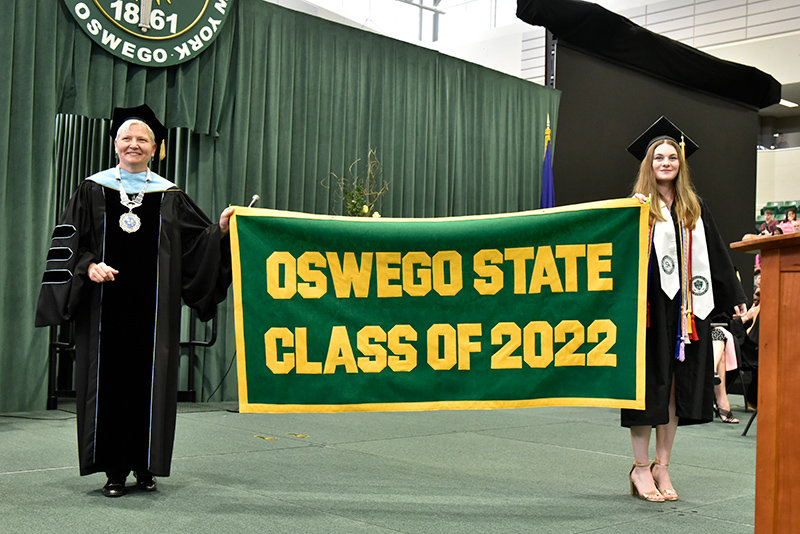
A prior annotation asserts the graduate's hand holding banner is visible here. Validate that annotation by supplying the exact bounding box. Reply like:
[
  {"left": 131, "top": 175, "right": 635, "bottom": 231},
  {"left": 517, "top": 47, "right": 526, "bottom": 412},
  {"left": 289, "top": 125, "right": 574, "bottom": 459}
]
[{"left": 230, "top": 199, "right": 649, "bottom": 413}]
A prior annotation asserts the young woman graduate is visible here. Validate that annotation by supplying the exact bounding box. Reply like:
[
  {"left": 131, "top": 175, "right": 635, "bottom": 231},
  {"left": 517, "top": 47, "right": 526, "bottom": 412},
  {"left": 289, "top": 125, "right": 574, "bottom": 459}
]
[
  {"left": 36, "top": 104, "right": 235, "bottom": 497},
  {"left": 622, "top": 117, "right": 747, "bottom": 502}
]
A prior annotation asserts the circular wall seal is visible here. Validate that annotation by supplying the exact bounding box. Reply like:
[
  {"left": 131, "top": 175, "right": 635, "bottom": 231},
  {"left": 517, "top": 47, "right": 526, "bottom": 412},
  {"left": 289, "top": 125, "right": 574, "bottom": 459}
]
[
  {"left": 65, "top": 0, "right": 232, "bottom": 67},
  {"left": 692, "top": 275, "right": 710, "bottom": 296},
  {"left": 660, "top": 255, "right": 676, "bottom": 275}
]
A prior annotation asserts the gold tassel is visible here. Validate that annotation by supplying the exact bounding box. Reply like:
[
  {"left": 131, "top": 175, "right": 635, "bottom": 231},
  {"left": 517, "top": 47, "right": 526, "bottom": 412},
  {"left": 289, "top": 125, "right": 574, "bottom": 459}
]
[
  {"left": 544, "top": 114, "right": 551, "bottom": 154},
  {"left": 160, "top": 141, "right": 166, "bottom": 160}
]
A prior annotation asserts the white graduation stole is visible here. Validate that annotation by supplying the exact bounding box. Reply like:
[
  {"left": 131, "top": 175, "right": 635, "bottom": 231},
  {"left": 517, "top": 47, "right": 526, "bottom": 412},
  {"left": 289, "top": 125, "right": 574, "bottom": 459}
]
[
  {"left": 688, "top": 217, "right": 714, "bottom": 320},
  {"left": 652, "top": 201, "right": 715, "bottom": 320}
]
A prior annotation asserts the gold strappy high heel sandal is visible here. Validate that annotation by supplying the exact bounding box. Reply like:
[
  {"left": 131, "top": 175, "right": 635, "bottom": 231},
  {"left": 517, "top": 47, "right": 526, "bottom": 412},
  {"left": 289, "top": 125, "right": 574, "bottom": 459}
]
[
  {"left": 650, "top": 459, "right": 679, "bottom": 501},
  {"left": 629, "top": 461, "right": 665, "bottom": 502}
]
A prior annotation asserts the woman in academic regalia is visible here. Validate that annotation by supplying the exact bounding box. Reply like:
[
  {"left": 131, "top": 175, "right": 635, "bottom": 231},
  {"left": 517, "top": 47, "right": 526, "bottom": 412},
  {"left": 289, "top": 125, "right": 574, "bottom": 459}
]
[
  {"left": 622, "top": 117, "right": 747, "bottom": 502},
  {"left": 36, "top": 105, "right": 235, "bottom": 497}
]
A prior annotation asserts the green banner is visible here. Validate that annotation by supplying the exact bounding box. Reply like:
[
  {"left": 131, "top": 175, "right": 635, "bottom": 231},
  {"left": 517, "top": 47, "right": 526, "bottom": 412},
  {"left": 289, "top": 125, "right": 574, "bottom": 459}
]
[{"left": 231, "top": 199, "right": 648, "bottom": 413}]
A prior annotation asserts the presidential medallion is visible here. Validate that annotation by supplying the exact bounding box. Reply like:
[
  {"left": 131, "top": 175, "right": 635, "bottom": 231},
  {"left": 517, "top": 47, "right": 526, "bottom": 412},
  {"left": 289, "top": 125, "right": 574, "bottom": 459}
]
[{"left": 120, "top": 211, "right": 142, "bottom": 233}]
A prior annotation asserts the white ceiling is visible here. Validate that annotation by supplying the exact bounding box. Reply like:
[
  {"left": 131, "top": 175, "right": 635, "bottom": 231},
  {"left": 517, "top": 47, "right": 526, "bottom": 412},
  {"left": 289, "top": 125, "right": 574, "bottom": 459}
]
[
  {"left": 275, "top": 0, "right": 800, "bottom": 118},
  {"left": 704, "top": 31, "right": 800, "bottom": 118}
]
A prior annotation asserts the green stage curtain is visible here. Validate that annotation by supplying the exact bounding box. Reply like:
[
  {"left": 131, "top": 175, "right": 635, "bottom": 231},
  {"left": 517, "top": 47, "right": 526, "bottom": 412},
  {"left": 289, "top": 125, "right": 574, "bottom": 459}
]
[{"left": 0, "top": 0, "right": 559, "bottom": 412}]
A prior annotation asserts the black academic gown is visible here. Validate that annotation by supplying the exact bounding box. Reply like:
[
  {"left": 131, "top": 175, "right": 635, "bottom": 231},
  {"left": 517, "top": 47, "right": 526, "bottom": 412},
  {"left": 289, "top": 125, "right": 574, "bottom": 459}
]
[
  {"left": 621, "top": 199, "right": 746, "bottom": 427},
  {"left": 36, "top": 179, "right": 231, "bottom": 476}
]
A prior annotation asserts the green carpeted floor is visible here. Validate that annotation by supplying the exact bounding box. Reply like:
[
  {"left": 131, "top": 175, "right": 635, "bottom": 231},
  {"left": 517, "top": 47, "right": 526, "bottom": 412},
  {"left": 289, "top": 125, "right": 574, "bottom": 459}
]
[{"left": 0, "top": 397, "right": 756, "bottom": 533}]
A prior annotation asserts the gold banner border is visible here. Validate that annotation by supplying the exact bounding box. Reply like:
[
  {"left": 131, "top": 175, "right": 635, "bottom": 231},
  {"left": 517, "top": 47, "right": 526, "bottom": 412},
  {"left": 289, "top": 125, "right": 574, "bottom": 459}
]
[{"left": 239, "top": 397, "right": 643, "bottom": 414}]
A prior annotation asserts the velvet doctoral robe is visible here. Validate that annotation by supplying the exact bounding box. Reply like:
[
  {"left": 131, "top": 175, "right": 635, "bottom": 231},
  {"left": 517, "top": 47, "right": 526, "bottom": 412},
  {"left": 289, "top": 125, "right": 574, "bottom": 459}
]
[{"left": 36, "top": 173, "right": 231, "bottom": 476}]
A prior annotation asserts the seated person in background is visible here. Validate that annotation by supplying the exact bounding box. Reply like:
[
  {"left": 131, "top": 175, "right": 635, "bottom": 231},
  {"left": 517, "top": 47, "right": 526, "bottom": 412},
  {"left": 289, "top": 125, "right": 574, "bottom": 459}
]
[
  {"left": 711, "top": 323, "right": 739, "bottom": 423},
  {"left": 759, "top": 209, "right": 778, "bottom": 235},
  {"left": 729, "top": 291, "right": 760, "bottom": 408},
  {"left": 779, "top": 207, "right": 797, "bottom": 234}
]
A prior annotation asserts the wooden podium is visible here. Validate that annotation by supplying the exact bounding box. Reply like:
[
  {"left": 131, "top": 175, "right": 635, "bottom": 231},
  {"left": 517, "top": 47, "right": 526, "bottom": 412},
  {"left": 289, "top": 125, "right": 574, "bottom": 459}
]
[{"left": 731, "top": 233, "right": 800, "bottom": 534}]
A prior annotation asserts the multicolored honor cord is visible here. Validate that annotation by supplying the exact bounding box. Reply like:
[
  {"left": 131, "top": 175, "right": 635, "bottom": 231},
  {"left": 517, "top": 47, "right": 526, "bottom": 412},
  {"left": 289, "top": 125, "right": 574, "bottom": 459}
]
[{"left": 675, "top": 220, "right": 696, "bottom": 361}]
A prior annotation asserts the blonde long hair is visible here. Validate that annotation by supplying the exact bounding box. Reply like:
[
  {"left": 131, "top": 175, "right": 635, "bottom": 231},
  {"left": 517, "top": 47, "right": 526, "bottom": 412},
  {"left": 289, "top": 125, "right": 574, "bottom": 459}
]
[{"left": 632, "top": 138, "right": 701, "bottom": 229}]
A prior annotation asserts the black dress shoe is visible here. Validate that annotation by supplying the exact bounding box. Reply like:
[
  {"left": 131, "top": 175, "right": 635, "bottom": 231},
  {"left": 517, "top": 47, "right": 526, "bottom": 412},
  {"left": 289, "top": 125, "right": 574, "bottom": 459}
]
[
  {"left": 135, "top": 472, "right": 157, "bottom": 491},
  {"left": 102, "top": 478, "right": 127, "bottom": 497}
]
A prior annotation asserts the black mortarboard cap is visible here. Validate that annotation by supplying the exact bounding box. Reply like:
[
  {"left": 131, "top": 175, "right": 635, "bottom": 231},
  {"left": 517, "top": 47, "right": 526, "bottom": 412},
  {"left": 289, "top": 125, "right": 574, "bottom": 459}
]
[
  {"left": 626, "top": 116, "right": 699, "bottom": 161},
  {"left": 109, "top": 104, "right": 168, "bottom": 159}
]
